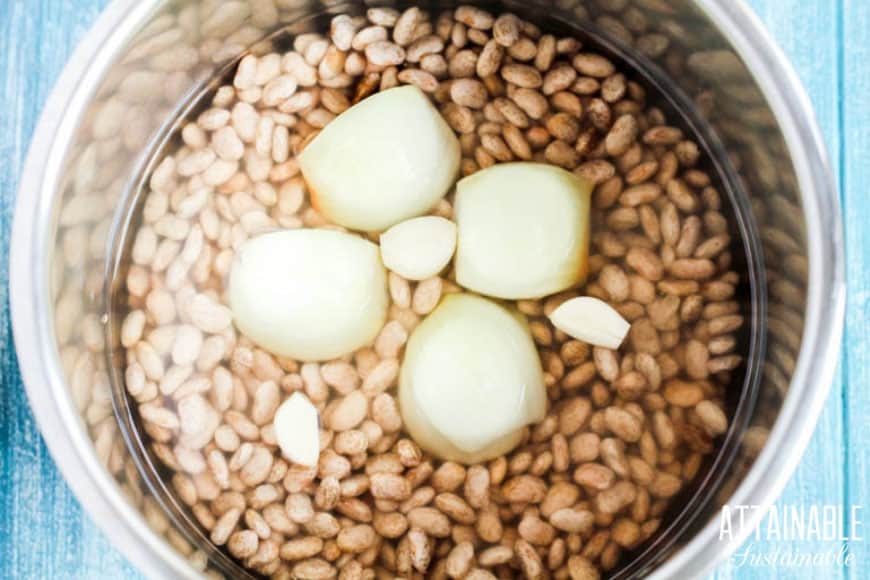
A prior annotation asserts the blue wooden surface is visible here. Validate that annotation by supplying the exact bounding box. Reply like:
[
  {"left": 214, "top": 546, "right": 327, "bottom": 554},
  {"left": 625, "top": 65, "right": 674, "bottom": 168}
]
[{"left": 0, "top": 0, "right": 865, "bottom": 578}]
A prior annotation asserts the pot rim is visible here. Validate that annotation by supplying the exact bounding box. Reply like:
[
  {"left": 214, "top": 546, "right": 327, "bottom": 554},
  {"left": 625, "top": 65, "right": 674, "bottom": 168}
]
[
  {"left": 650, "top": 0, "right": 845, "bottom": 577},
  {"left": 10, "top": 0, "right": 201, "bottom": 577},
  {"left": 9, "top": 1, "right": 844, "bottom": 579}
]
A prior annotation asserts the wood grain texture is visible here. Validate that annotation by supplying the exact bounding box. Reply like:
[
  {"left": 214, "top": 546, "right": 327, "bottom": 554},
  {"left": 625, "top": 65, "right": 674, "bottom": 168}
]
[
  {"left": 841, "top": 1, "right": 870, "bottom": 579},
  {"left": 0, "top": 0, "right": 863, "bottom": 578}
]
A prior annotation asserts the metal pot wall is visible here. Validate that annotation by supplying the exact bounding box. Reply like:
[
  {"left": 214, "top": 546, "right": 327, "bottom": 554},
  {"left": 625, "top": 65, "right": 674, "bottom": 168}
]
[{"left": 10, "top": 0, "right": 844, "bottom": 578}]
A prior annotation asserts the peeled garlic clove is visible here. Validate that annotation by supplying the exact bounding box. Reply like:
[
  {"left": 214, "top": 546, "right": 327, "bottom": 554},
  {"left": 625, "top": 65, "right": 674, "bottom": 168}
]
[
  {"left": 399, "top": 293, "right": 546, "bottom": 464},
  {"left": 299, "top": 85, "right": 461, "bottom": 232},
  {"left": 548, "top": 296, "right": 631, "bottom": 349},
  {"left": 380, "top": 216, "right": 457, "bottom": 281},
  {"left": 455, "top": 162, "right": 592, "bottom": 300},
  {"left": 229, "top": 229, "right": 388, "bottom": 361},
  {"left": 273, "top": 392, "right": 320, "bottom": 466}
]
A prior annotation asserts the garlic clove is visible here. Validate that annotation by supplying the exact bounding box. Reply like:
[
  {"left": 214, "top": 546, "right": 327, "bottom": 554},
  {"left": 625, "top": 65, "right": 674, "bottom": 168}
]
[
  {"left": 299, "top": 85, "right": 461, "bottom": 232},
  {"left": 273, "top": 392, "right": 321, "bottom": 466},
  {"left": 548, "top": 296, "right": 631, "bottom": 349},
  {"left": 229, "top": 229, "right": 388, "bottom": 361},
  {"left": 454, "top": 162, "right": 592, "bottom": 300},
  {"left": 380, "top": 216, "right": 457, "bottom": 281}
]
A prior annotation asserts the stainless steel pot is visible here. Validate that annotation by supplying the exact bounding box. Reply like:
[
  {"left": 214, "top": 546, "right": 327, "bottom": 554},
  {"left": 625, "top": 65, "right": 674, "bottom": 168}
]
[{"left": 10, "top": 0, "right": 844, "bottom": 578}]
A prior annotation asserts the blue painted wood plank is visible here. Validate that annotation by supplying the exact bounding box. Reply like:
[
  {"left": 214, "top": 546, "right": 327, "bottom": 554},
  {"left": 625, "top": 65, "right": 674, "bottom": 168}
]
[
  {"left": 841, "top": 0, "right": 870, "bottom": 578},
  {"left": 0, "top": 0, "right": 140, "bottom": 579}
]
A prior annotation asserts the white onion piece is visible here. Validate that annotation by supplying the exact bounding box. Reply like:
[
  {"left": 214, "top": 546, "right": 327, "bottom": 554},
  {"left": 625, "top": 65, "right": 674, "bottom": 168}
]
[
  {"left": 299, "top": 85, "right": 461, "bottom": 232},
  {"left": 399, "top": 294, "right": 546, "bottom": 464},
  {"left": 455, "top": 162, "right": 592, "bottom": 299},
  {"left": 229, "top": 229, "right": 388, "bottom": 361},
  {"left": 549, "top": 296, "right": 631, "bottom": 349},
  {"left": 380, "top": 216, "right": 457, "bottom": 281},
  {"left": 273, "top": 392, "right": 321, "bottom": 466}
]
